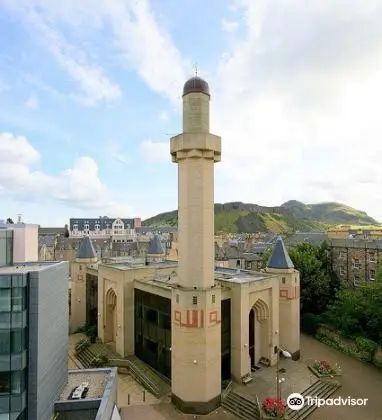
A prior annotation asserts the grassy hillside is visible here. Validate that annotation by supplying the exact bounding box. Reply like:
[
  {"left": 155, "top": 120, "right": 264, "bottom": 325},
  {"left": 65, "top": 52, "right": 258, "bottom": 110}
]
[{"left": 142, "top": 201, "right": 380, "bottom": 233}]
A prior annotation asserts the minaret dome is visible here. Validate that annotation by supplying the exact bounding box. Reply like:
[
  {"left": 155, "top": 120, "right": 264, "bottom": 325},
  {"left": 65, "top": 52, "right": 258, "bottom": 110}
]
[{"left": 182, "top": 76, "right": 210, "bottom": 97}]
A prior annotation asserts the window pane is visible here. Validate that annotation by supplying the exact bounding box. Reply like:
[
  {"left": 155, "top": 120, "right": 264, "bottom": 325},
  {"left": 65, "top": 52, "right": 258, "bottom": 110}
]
[
  {"left": 11, "top": 371, "right": 22, "bottom": 394},
  {"left": 0, "top": 289, "right": 11, "bottom": 312},
  {"left": 0, "top": 331, "right": 10, "bottom": 355},
  {"left": 0, "top": 372, "right": 10, "bottom": 395},
  {"left": 11, "top": 288, "right": 24, "bottom": 312},
  {"left": 11, "top": 330, "right": 24, "bottom": 354}
]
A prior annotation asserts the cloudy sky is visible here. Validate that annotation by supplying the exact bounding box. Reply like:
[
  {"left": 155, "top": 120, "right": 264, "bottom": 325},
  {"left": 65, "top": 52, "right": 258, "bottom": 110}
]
[{"left": 1, "top": 0, "right": 381, "bottom": 226}]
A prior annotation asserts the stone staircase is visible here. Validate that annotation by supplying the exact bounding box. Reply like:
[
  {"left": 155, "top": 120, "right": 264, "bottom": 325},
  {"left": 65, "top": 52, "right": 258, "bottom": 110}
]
[
  {"left": 221, "top": 379, "right": 340, "bottom": 420},
  {"left": 121, "top": 356, "right": 171, "bottom": 399},
  {"left": 286, "top": 379, "right": 341, "bottom": 420},
  {"left": 75, "top": 347, "right": 95, "bottom": 368},
  {"left": 75, "top": 341, "right": 120, "bottom": 368},
  {"left": 222, "top": 390, "right": 260, "bottom": 420}
]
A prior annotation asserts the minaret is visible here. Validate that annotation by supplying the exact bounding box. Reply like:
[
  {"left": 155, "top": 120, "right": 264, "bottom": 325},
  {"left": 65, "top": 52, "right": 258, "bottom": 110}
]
[{"left": 170, "top": 75, "right": 222, "bottom": 414}]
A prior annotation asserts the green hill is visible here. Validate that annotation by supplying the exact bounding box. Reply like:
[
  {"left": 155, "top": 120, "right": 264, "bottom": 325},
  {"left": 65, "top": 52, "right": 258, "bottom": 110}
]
[{"left": 142, "top": 201, "right": 380, "bottom": 234}]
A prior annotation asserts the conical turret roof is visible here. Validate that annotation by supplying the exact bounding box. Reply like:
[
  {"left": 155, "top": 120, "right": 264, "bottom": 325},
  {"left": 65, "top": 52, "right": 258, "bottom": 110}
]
[
  {"left": 76, "top": 235, "right": 97, "bottom": 259},
  {"left": 147, "top": 234, "right": 165, "bottom": 254},
  {"left": 267, "top": 236, "right": 294, "bottom": 269}
]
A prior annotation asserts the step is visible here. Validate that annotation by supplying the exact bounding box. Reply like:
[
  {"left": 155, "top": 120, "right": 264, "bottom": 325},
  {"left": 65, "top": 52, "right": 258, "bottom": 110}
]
[
  {"left": 223, "top": 396, "right": 259, "bottom": 416},
  {"left": 222, "top": 392, "right": 260, "bottom": 420},
  {"left": 123, "top": 357, "right": 170, "bottom": 398},
  {"left": 287, "top": 381, "right": 341, "bottom": 420},
  {"left": 222, "top": 399, "right": 258, "bottom": 420},
  {"left": 289, "top": 386, "right": 340, "bottom": 420}
]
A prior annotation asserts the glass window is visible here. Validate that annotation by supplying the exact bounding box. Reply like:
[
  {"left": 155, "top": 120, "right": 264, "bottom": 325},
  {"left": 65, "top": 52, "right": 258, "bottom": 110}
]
[
  {"left": 0, "top": 331, "right": 10, "bottom": 354},
  {"left": 12, "top": 288, "right": 24, "bottom": 312},
  {"left": 11, "top": 371, "right": 22, "bottom": 394},
  {"left": 0, "top": 288, "right": 11, "bottom": 312},
  {"left": 0, "top": 372, "right": 10, "bottom": 395},
  {"left": 11, "top": 329, "right": 25, "bottom": 354}
]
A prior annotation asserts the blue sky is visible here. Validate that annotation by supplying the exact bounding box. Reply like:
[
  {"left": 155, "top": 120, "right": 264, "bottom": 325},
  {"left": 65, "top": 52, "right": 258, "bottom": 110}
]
[{"left": 1, "top": 0, "right": 382, "bottom": 226}]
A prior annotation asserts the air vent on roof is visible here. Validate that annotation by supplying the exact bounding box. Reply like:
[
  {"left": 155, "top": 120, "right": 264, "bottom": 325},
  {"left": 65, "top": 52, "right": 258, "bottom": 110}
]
[{"left": 68, "top": 382, "right": 89, "bottom": 400}]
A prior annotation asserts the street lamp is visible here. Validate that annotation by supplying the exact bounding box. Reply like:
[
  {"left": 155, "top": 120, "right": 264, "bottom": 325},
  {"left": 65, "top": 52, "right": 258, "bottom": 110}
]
[
  {"left": 274, "top": 331, "right": 292, "bottom": 401},
  {"left": 276, "top": 347, "right": 292, "bottom": 401}
]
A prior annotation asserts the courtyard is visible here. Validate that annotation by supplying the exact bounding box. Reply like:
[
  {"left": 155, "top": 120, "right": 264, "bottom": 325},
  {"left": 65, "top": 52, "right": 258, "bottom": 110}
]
[
  {"left": 68, "top": 333, "right": 382, "bottom": 419},
  {"left": 300, "top": 334, "right": 382, "bottom": 420}
]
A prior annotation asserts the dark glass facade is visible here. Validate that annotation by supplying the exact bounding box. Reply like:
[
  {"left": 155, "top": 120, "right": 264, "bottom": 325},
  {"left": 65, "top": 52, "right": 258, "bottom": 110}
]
[
  {"left": 134, "top": 290, "right": 232, "bottom": 381},
  {"left": 221, "top": 299, "right": 231, "bottom": 381},
  {"left": 134, "top": 290, "right": 171, "bottom": 378},
  {"left": 0, "top": 274, "right": 28, "bottom": 419},
  {"left": 0, "top": 230, "right": 13, "bottom": 267},
  {"left": 86, "top": 274, "right": 98, "bottom": 327}
]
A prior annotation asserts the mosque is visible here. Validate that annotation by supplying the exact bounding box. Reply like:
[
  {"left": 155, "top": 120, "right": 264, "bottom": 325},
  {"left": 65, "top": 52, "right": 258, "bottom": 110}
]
[{"left": 70, "top": 75, "right": 300, "bottom": 414}]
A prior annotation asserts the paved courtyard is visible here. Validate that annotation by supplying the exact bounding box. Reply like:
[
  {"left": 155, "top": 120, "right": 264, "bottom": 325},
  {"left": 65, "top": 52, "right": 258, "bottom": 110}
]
[
  {"left": 300, "top": 334, "right": 382, "bottom": 420},
  {"left": 68, "top": 333, "right": 382, "bottom": 419},
  {"left": 234, "top": 356, "right": 319, "bottom": 403}
]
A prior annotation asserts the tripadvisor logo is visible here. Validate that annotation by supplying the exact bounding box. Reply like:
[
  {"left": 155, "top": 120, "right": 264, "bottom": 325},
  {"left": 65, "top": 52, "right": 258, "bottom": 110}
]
[{"left": 287, "top": 393, "right": 368, "bottom": 410}]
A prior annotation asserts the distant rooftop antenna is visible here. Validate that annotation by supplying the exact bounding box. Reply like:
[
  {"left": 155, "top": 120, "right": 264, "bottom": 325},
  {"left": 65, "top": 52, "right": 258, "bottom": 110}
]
[{"left": 16, "top": 214, "right": 23, "bottom": 224}]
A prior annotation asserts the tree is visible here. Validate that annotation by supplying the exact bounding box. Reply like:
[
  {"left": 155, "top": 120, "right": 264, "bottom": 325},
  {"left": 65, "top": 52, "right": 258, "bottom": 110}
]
[
  {"left": 287, "top": 242, "right": 340, "bottom": 315},
  {"left": 324, "top": 261, "right": 382, "bottom": 344}
]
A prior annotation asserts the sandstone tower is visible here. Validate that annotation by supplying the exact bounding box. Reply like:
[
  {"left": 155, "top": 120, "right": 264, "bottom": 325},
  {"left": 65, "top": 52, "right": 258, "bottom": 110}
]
[
  {"left": 266, "top": 236, "right": 300, "bottom": 359},
  {"left": 170, "top": 76, "right": 222, "bottom": 413},
  {"left": 70, "top": 236, "right": 98, "bottom": 332}
]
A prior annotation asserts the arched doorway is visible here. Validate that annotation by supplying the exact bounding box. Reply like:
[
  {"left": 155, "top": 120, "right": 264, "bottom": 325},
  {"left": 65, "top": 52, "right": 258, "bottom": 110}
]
[
  {"left": 105, "top": 288, "right": 117, "bottom": 343},
  {"left": 248, "top": 299, "right": 269, "bottom": 367}
]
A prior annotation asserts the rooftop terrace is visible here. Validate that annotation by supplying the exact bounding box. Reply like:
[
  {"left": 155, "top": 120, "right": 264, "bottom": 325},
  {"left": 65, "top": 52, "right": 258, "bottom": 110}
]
[{"left": 0, "top": 261, "right": 65, "bottom": 274}]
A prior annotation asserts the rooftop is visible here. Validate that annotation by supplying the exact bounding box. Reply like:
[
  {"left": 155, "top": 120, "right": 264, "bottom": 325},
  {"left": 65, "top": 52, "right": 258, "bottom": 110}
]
[
  {"left": 135, "top": 266, "right": 275, "bottom": 290},
  {"left": 55, "top": 368, "right": 118, "bottom": 420},
  {"left": 214, "top": 267, "right": 273, "bottom": 284},
  {"left": 104, "top": 260, "right": 177, "bottom": 271},
  {"left": 58, "top": 370, "right": 109, "bottom": 402},
  {"left": 0, "top": 261, "right": 65, "bottom": 274}
]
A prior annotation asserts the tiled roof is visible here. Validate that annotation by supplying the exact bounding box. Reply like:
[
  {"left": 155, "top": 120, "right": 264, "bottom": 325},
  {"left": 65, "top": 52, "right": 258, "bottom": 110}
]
[{"left": 267, "top": 236, "right": 294, "bottom": 269}]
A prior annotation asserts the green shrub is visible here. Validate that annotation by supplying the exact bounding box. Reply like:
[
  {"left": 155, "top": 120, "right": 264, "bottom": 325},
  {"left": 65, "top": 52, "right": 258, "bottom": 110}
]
[
  {"left": 301, "top": 313, "right": 323, "bottom": 336},
  {"left": 74, "top": 325, "right": 87, "bottom": 334},
  {"left": 90, "top": 354, "right": 109, "bottom": 368}
]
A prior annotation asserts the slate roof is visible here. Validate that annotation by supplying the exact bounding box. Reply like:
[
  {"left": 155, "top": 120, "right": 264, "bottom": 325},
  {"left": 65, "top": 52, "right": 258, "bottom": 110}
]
[
  {"left": 136, "top": 226, "right": 176, "bottom": 234},
  {"left": 76, "top": 236, "right": 97, "bottom": 259},
  {"left": 284, "top": 232, "right": 327, "bottom": 246},
  {"left": 267, "top": 236, "right": 294, "bottom": 269},
  {"left": 147, "top": 235, "right": 165, "bottom": 254}
]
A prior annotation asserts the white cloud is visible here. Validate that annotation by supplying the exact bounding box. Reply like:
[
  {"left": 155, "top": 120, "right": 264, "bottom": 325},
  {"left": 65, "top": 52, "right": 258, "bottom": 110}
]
[
  {"left": 210, "top": 0, "right": 382, "bottom": 220},
  {"left": 221, "top": 19, "right": 239, "bottom": 32},
  {"left": 140, "top": 140, "right": 168, "bottom": 163},
  {"left": 0, "top": 132, "right": 132, "bottom": 214},
  {"left": 2, "top": 2, "right": 121, "bottom": 106},
  {"left": 3, "top": 0, "right": 186, "bottom": 104},
  {"left": 2, "top": 0, "right": 382, "bottom": 222},
  {"left": 25, "top": 96, "right": 39, "bottom": 109}
]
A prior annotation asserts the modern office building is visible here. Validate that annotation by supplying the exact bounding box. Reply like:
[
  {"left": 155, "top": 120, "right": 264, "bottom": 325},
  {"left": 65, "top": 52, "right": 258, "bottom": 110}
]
[{"left": 0, "top": 223, "right": 69, "bottom": 420}]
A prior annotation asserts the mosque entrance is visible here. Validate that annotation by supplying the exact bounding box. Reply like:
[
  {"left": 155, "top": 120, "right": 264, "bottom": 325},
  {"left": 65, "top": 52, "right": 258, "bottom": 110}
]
[
  {"left": 105, "top": 288, "right": 117, "bottom": 343},
  {"left": 248, "top": 299, "right": 270, "bottom": 366}
]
